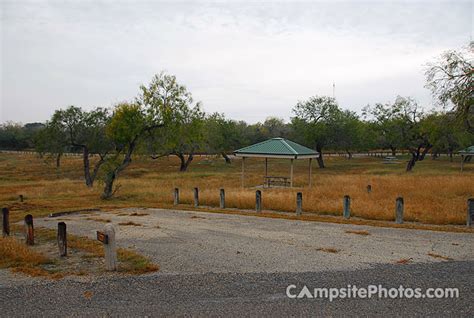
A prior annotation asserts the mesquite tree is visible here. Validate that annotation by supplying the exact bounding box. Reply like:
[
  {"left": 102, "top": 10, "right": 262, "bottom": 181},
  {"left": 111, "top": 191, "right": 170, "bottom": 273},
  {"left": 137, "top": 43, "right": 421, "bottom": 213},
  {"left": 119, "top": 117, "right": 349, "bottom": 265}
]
[
  {"left": 425, "top": 47, "right": 473, "bottom": 133},
  {"left": 292, "top": 96, "right": 342, "bottom": 168},
  {"left": 41, "top": 106, "right": 112, "bottom": 186}
]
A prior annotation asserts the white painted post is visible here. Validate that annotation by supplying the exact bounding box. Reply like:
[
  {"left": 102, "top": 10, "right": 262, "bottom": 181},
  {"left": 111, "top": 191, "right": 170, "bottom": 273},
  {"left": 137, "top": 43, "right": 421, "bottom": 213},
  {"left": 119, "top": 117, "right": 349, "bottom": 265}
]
[{"left": 104, "top": 224, "right": 117, "bottom": 271}]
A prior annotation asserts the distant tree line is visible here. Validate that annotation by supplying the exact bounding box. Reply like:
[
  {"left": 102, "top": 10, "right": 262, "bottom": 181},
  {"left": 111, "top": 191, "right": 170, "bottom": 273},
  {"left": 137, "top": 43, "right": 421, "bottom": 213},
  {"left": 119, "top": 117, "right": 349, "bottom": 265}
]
[{"left": 0, "top": 47, "right": 472, "bottom": 198}]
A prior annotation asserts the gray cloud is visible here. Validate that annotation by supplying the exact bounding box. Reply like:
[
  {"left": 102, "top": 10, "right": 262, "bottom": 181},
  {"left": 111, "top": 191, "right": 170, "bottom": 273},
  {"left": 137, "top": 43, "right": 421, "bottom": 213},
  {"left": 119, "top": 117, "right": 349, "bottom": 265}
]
[{"left": 1, "top": 1, "right": 471, "bottom": 123}]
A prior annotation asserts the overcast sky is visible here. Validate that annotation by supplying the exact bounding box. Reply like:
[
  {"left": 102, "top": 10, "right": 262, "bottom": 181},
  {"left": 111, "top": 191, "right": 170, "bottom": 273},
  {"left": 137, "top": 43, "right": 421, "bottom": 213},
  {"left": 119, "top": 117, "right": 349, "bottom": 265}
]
[{"left": 1, "top": 0, "right": 472, "bottom": 124}]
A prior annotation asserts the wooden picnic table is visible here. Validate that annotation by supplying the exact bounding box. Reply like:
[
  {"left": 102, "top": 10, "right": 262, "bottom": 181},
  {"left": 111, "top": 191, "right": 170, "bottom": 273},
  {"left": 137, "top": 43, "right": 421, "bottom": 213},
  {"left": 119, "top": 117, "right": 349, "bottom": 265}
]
[{"left": 264, "top": 176, "right": 291, "bottom": 188}]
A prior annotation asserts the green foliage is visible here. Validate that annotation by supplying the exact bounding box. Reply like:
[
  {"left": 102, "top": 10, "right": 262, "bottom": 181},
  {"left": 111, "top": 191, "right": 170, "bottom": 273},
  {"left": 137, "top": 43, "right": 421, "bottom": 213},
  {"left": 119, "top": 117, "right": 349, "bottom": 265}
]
[{"left": 425, "top": 47, "right": 473, "bottom": 132}]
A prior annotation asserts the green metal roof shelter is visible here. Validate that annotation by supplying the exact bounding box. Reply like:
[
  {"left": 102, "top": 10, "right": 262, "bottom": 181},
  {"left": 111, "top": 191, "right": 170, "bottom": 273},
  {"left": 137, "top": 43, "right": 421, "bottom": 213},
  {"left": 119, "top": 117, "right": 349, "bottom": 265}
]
[
  {"left": 233, "top": 137, "right": 319, "bottom": 187},
  {"left": 459, "top": 146, "right": 474, "bottom": 172}
]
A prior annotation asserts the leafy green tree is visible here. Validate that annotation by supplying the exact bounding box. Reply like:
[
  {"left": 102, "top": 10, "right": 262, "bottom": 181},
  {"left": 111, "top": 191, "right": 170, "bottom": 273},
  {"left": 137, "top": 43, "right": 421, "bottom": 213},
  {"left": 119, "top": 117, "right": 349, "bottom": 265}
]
[
  {"left": 362, "top": 102, "right": 405, "bottom": 155},
  {"left": 47, "top": 106, "right": 112, "bottom": 187},
  {"left": 425, "top": 47, "right": 473, "bottom": 132},
  {"left": 292, "top": 96, "right": 341, "bottom": 168},
  {"left": 204, "top": 113, "right": 242, "bottom": 163},
  {"left": 0, "top": 122, "right": 33, "bottom": 150},
  {"left": 35, "top": 122, "right": 68, "bottom": 167},
  {"left": 332, "top": 110, "right": 365, "bottom": 159},
  {"left": 149, "top": 104, "right": 205, "bottom": 171}
]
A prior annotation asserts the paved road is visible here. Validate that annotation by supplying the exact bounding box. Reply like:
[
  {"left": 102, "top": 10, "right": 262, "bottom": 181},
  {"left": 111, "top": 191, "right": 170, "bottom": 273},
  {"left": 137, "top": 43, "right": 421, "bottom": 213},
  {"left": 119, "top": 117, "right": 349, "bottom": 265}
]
[
  {"left": 2, "top": 208, "right": 473, "bottom": 316},
  {"left": 1, "top": 261, "right": 473, "bottom": 316}
]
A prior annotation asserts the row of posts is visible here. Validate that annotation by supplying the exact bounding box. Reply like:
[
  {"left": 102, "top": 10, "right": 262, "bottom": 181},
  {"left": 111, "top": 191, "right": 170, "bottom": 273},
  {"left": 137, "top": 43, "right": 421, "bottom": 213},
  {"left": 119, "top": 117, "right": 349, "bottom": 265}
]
[
  {"left": 172, "top": 188, "right": 474, "bottom": 226},
  {"left": 1, "top": 208, "right": 117, "bottom": 270}
]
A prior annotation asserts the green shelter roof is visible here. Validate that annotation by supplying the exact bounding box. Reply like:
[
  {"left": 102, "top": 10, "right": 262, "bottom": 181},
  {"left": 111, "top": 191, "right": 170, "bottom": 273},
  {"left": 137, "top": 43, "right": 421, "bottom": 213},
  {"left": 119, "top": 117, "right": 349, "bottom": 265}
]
[
  {"left": 234, "top": 138, "right": 318, "bottom": 158},
  {"left": 459, "top": 146, "right": 474, "bottom": 154}
]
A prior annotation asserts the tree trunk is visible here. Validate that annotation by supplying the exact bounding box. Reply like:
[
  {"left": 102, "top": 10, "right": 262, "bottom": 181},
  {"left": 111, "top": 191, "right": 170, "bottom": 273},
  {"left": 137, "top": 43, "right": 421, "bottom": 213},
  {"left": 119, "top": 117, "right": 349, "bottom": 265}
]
[
  {"left": 177, "top": 153, "right": 194, "bottom": 172},
  {"left": 406, "top": 153, "right": 417, "bottom": 172},
  {"left": 316, "top": 145, "right": 325, "bottom": 168},
  {"left": 419, "top": 146, "right": 431, "bottom": 161},
  {"left": 83, "top": 147, "right": 93, "bottom": 188},
  {"left": 56, "top": 153, "right": 62, "bottom": 168},
  {"left": 222, "top": 152, "right": 231, "bottom": 164},
  {"left": 390, "top": 146, "right": 396, "bottom": 156},
  {"left": 448, "top": 149, "right": 453, "bottom": 162},
  {"left": 346, "top": 150, "right": 353, "bottom": 160},
  {"left": 101, "top": 143, "right": 135, "bottom": 199}
]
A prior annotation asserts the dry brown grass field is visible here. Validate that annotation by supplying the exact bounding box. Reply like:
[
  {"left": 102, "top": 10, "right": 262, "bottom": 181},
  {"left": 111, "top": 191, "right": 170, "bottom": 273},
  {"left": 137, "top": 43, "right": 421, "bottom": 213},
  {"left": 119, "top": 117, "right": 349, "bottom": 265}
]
[{"left": 0, "top": 152, "right": 473, "bottom": 226}]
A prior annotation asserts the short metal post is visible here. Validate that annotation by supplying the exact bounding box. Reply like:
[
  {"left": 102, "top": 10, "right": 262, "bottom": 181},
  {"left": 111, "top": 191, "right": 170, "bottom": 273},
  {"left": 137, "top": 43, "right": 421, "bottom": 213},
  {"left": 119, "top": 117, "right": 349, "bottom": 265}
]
[
  {"left": 467, "top": 198, "right": 474, "bottom": 227},
  {"left": 220, "top": 189, "right": 225, "bottom": 209},
  {"left": 395, "top": 197, "right": 404, "bottom": 224},
  {"left": 173, "top": 188, "right": 179, "bottom": 205},
  {"left": 256, "top": 190, "right": 262, "bottom": 212},
  {"left": 343, "top": 195, "right": 351, "bottom": 219},
  {"left": 193, "top": 187, "right": 199, "bottom": 207},
  {"left": 296, "top": 192, "right": 302, "bottom": 216}
]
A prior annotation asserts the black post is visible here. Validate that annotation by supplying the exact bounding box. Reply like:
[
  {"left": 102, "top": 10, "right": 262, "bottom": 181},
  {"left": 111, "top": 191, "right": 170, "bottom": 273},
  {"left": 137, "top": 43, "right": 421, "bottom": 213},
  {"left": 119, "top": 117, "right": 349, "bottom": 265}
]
[
  {"left": 57, "top": 222, "right": 67, "bottom": 257},
  {"left": 2, "top": 208, "right": 9, "bottom": 237}
]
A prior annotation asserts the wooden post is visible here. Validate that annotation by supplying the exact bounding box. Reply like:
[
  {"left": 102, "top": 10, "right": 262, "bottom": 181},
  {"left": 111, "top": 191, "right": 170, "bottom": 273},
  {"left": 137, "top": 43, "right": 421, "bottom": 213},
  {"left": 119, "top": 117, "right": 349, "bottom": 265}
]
[
  {"left": 467, "top": 198, "right": 474, "bottom": 227},
  {"left": 193, "top": 187, "right": 199, "bottom": 207},
  {"left": 308, "top": 158, "right": 312, "bottom": 187},
  {"left": 24, "top": 214, "right": 34, "bottom": 245},
  {"left": 395, "top": 197, "right": 404, "bottom": 224},
  {"left": 461, "top": 155, "right": 464, "bottom": 172},
  {"left": 104, "top": 224, "right": 117, "bottom": 271},
  {"left": 173, "top": 188, "right": 179, "bottom": 205},
  {"left": 296, "top": 192, "right": 302, "bottom": 216},
  {"left": 343, "top": 195, "right": 351, "bottom": 219},
  {"left": 2, "top": 207, "right": 9, "bottom": 237},
  {"left": 220, "top": 188, "right": 225, "bottom": 209},
  {"left": 256, "top": 190, "right": 262, "bottom": 212},
  {"left": 241, "top": 157, "right": 245, "bottom": 188},
  {"left": 367, "top": 185, "right": 372, "bottom": 193},
  {"left": 290, "top": 158, "right": 294, "bottom": 187},
  {"left": 57, "top": 222, "right": 67, "bottom": 257}
]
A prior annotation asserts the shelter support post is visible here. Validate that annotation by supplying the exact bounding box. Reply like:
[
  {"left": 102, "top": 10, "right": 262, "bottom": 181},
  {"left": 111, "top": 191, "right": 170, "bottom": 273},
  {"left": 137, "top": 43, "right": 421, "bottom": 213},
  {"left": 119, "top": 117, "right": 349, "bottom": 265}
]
[
  {"left": 265, "top": 158, "right": 268, "bottom": 178},
  {"left": 461, "top": 155, "right": 464, "bottom": 172},
  {"left": 241, "top": 157, "right": 246, "bottom": 188},
  {"left": 290, "top": 159, "right": 294, "bottom": 187},
  {"left": 308, "top": 158, "right": 312, "bottom": 187}
]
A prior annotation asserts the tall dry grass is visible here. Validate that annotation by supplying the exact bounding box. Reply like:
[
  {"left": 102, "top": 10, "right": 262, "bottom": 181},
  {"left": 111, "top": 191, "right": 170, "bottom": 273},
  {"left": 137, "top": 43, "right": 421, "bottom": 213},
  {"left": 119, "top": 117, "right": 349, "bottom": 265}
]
[{"left": 0, "top": 153, "right": 472, "bottom": 225}]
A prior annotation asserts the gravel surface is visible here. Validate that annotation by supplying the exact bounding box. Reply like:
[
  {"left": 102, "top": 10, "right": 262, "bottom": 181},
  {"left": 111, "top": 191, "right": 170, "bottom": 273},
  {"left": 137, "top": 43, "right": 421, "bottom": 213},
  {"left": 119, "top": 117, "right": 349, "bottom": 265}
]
[
  {"left": 35, "top": 208, "right": 474, "bottom": 274},
  {"left": 2, "top": 208, "right": 473, "bottom": 316}
]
